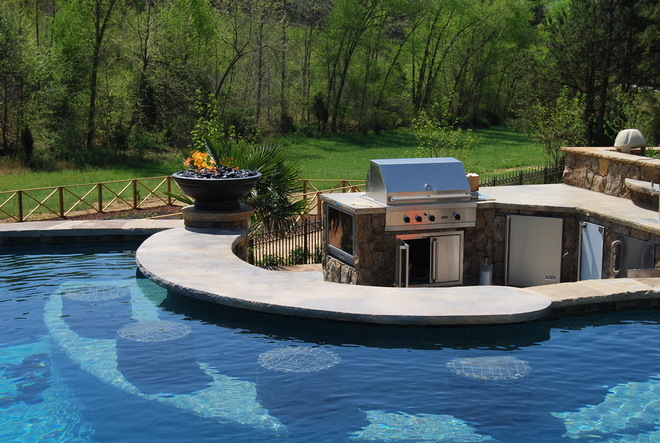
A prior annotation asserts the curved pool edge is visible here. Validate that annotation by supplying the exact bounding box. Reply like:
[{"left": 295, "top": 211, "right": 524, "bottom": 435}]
[
  {"left": 522, "top": 278, "right": 660, "bottom": 317},
  {"left": 136, "top": 227, "right": 558, "bottom": 325}
]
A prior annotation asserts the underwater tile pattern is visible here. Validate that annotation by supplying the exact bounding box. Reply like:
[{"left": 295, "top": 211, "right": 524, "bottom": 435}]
[
  {"left": 117, "top": 320, "right": 191, "bottom": 342},
  {"left": 553, "top": 377, "right": 660, "bottom": 441},
  {"left": 446, "top": 356, "right": 531, "bottom": 381},
  {"left": 350, "top": 410, "right": 495, "bottom": 441},
  {"left": 0, "top": 338, "right": 94, "bottom": 442},
  {"left": 61, "top": 284, "right": 130, "bottom": 302},
  {"left": 45, "top": 281, "right": 285, "bottom": 432},
  {"left": 258, "top": 347, "right": 341, "bottom": 373}
]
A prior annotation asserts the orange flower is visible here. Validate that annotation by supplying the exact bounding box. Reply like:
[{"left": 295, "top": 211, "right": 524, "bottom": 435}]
[{"left": 185, "top": 150, "right": 218, "bottom": 171}]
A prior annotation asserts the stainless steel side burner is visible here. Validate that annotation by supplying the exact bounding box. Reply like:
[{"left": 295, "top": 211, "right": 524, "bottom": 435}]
[{"left": 365, "top": 158, "right": 476, "bottom": 231}]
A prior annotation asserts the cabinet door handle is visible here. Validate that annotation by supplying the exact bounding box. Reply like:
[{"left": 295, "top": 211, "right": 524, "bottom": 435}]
[
  {"left": 611, "top": 240, "right": 622, "bottom": 277},
  {"left": 431, "top": 238, "right": 438, "bottom": 283},
  {"left": 397, "top": 244, "right": 409, "bottom": 287}
]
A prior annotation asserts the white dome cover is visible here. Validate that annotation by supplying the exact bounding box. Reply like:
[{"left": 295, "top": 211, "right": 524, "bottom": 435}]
[{"left": 614, "top": 129, "right": 646, "bottom": 153}]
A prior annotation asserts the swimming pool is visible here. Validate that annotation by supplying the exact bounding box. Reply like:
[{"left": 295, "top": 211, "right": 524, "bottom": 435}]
[{"left": 1, "top": 245, "right": 659, "bottom": 442}]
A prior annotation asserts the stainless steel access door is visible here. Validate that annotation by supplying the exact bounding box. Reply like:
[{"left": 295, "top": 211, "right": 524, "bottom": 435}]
[
  {"left": 579, "top": 221, "right": 604, "bottom": 280},
  {"left": 506, "top": 215, "right": 563, "bottom": 287},
  {"left": 395, "top": 238, "right": 410, "bottom": 287},
  {"left": 396, "top": 232, "right": 464, "bottom": 287},
  {"left": 431, "top": 232, "right": 463, "bottom": 286},
  {"left": 611, "top": 234, "right": 654, "bottom": 278}
]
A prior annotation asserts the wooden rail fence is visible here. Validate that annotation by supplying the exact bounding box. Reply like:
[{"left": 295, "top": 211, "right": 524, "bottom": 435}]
[
  {"left": 0, "top": 177, "right": 365, "bottom": 223},
  {"left": 0, "top": 176, "right": 182, "bottom": 222}
]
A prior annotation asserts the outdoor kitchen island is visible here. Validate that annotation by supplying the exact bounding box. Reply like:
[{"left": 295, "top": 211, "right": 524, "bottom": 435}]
[
  {"left": 136, "top": 182, "right": 660, "bottom": 326},
  {"left": 323, "top": 182, "right": 660, "bottom": 287}
]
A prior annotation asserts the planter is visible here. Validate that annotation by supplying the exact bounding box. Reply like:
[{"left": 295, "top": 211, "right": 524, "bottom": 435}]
[{"left": 172, "top": 171, "right": 262, "bottom": 211}]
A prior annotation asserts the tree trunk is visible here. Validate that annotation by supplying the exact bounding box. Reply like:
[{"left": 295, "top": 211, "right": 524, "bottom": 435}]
[
  {"left": 280, "top": 0, "right": 287, "bottom": 123},
  {"left": 256, "top": 18, "right": 264, "bottom": 124},
  {"left": 85, "top": 0, "right": 117, "bottom": 152}
]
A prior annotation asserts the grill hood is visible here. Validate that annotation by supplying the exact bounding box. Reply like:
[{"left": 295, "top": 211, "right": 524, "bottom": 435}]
[{"left": 365, "top": 157, "right": 471, "bottom": 205}]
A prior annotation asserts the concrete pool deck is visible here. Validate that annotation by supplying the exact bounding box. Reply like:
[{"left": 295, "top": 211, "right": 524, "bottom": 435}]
[{"left": 2, "top": 183, "right": 660, "bottom": 325}]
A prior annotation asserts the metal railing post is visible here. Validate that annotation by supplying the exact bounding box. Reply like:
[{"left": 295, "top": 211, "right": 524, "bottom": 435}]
[{"left": 303, "top": 219, "right": 309, "bottom": 264}]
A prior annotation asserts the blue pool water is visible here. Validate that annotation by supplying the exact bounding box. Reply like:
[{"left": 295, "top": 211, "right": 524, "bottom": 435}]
[{"left": 1, "top": 245, "right": 660, "bottom": 442}]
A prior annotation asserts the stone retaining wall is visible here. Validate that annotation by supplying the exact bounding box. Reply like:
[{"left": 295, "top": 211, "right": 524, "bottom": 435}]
[{"left": 562, "top": 147, "right": 660, "bottom": 203}]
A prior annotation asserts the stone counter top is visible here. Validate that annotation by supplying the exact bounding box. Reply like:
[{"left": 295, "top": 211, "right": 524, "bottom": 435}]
[
  {"left": 322, "top": 193, "right": 386, "bottom": 214},
  {"left": 478, "top": 184, "right": 660, "bottom": 235},
  {"left": 561, "top": 146, "right": 660, "bottom": 167},
  {"left": 324, "top": 184, "right": 660, "bottom": 236},
  {"left": 1, "top": 216, "right": 657, "bottom": 326}
]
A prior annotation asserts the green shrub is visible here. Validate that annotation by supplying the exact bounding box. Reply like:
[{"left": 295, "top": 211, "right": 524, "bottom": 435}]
[
  {"left": 412, "top": 104, "right": 479, "bottom": 162},
  {"left": 288, "top": 247, "right": 310, "bottom": 265},
  {"left": 255, "top": 254, "right": 285, "bottom": 268}
]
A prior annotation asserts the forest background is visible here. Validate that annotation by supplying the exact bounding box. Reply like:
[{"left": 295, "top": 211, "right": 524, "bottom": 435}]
[{"left": 0, "top": 0, "right": 658, "bottom": 172}]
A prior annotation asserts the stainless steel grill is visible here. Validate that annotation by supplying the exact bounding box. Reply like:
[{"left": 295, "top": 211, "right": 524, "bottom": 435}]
[{"left": 365, "top": 157, "right": 477, "bottom": 231}]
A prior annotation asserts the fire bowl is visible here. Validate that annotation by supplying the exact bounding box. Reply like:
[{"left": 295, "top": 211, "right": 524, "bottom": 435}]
[{"left": 172, "top": 171, "right": 262, "bottom": 211}]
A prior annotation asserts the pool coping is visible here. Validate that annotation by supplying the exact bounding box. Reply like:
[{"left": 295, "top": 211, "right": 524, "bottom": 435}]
[
  {"left": 0, "top": 218, "right": 184, "bottom": 245},
  {"left": 3, "top": 216, "right": 660, "bottom": 326}
]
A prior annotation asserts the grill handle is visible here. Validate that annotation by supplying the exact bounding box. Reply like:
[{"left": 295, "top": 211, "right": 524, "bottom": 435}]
[
  {"left": 388, "top": 193, "right": 470, "bottom": 204},
  {"left": 396, "top": 243, "right": 409, "bottom": 287},
  {"left": 431, "top": 238, "right": 438, "bottom": 283},
  {"left": 610, "top": 239, "right": 622, "bottom": 277}
]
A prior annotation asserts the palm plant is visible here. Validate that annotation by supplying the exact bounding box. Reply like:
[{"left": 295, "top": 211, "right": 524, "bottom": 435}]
[{"left": 203, "top": 138, "right": 307, "bottom": 234}]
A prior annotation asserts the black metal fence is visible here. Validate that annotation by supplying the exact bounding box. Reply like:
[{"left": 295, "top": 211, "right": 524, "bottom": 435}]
[
  {"left": 481, "top": 159, "right": 565, "bottom": 187},
  {"left": 248, "top": 218, "right": 324, "bottom": 267}
]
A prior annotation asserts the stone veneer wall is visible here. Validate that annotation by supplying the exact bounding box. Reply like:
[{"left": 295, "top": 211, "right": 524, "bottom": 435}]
[
  {"left": 323, "top": 212, "right": 396, "bottom": 286},
  {"left": 562, "top": 147, "right": 660, "bottom": 202}
]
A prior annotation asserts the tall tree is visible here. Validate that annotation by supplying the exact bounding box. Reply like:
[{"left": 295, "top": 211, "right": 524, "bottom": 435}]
[
  {"left": 125, "top": 0, "right": 161, "bottom": 130},
  {"left": 285, "top": 0, "right": 327, "bottom": 123},
  {"left": 0, "top": 6, "right": 27, "bottom": 155},
  {"left": 410, "top": 0, "right": 475, "bottom": 113},
  {"left": 84, "top": 0, "right": 119, "bottom": 151},
  {"left": 322, "top": 0, "right": 381, "bottom": 132},
  {"left": 542, "top": 0, "right": 654, "bottom": 145}
]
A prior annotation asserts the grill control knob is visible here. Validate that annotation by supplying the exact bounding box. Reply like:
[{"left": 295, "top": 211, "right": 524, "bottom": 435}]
[
  {"left": 415, "top": 215, "right": 423, "bottom": 223},
  {"left": 453, "top": 212, "right": 461, "bottom": 221},
  {"left": 403, "top": 216, "right": 411, "bottom": 223},
  {"left": 428, "top": 214, "right": 436, "bottom": 222}
]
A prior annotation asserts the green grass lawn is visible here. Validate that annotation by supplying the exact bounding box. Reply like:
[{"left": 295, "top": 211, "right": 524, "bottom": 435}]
[
  {"left": 0, "top": 126, "right": 546, "bottom": 192},
  {"left": 468, "top": 126, "right": 548, "bottom": 175},
  {"left": 278, "top": 126, "right": 546, "bottom": 181},
  {"left": 0, "top": 157, "right": 182, "bottom": 192}
]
